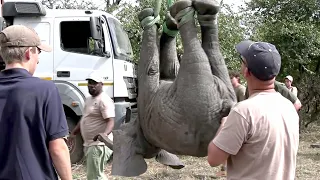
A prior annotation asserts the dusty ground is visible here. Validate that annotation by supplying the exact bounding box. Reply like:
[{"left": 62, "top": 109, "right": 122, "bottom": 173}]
[{"left": 71, "top": 124, "right": 320, "bottom": 180}]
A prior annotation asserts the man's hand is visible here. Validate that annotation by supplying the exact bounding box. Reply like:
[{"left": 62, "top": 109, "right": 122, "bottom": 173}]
[
  {"left": 93, "top": 133, "right": 113, "bottom": 150},
  {"left": 66, "top": 132, "right": 77, "bottom": 145}
]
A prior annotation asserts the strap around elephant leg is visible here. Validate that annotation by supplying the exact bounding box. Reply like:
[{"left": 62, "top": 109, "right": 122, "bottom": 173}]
[
  {"left": 175, "top": 7, "right": 195, "bottom": 29},
  {"left": 141, "top": 15, "right": 160, "bottom": 30},
  {"left": 197, "top": 14, "right": 218, "bottom": 27},
  {"left": 162, "top": 23, "right": 178, "bottom": 37}
]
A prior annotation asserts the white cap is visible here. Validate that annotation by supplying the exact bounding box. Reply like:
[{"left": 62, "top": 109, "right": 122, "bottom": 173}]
[
  {"left": 285, "top": 75, "right": 293, "bottom": 82},
  {"left": 86, "top": 72, "right": 104, "bottom": 83}
]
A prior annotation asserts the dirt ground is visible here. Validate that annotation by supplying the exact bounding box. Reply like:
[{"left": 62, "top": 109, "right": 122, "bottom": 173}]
[{"left": 71, "top": 124, "right": 320, "bottom": 180}]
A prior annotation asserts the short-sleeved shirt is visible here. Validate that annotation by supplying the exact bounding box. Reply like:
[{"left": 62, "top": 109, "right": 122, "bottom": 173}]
[
  {"left": 288, "top": 86, "right": 298, "bottom": 97},
  {"left": 0, "top": 68, "right": 69, "bottom": 180},
  {"left": 244, "top": 81, "right": 297, "bottom": 103},
  {"left": 213, "top": 92, "right": 299, "bottom": 179},
  {"left": 234, "top": 84, "right": 246, "bottom": 102},
  {"left": 80, "top": 93, "right": 115, "bottom": 147}
]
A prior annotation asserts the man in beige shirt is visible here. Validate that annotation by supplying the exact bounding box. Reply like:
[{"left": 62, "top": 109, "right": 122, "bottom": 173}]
[
  {"left": 70, "top": 72, "right": 115, "bottom": 180},
  {"left": 285, "top": 75, "right": 298, "bottom": 97},
  {"left": 208, "top": 40, "right": 299, "bottom": 179}
]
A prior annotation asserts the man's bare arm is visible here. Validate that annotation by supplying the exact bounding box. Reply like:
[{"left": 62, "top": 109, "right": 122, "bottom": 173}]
[
  {"left": 294, "top": 99, "right": 302, "bottom": 111},
  {"left": 104, "top": 118, "right": 114, "bottom": 135},
  {"left": 49, "top": 138, "right": 72, "bottom": 180},
  {"left": 71, "top": 121, "right": 81, "bottom": 135}
]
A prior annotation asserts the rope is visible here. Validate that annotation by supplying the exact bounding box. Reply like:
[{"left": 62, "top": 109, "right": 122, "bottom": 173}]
[
  {"left": 167, "top": 0, "right": 174, "bottom": 9},
  {"left": 175, "top": 7, "right": 195, "bottom": 28},
  {"left": 141, "top": 15, "right": 160, "bottom": 30},
  {"left": 140, "top": 0, "right": 162, "bottom": 30},
  {"left": 162, "top": 22, "right": 178, "bottom": 37},
  {"left": 153, "top": 0, "right": 162, "bottom": 17}
]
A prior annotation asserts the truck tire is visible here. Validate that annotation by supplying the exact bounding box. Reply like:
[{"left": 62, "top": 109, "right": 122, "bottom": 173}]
[{"left": 66, "top": 117, "right": 84, "bottom": 164}]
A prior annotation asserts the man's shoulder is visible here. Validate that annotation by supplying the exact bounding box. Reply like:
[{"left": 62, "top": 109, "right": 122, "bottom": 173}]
[
  {"left": 100, "top": 93, "right": 114, "bottom": 103},
  {"left": 29, "top": 78, "right": 57, "bottom": 95},
  {"left": 237, "top": 84, "right": 246, "bottom": 91},
  {"left": 19, "top": 76, "right": 55, "bottom": 88}
]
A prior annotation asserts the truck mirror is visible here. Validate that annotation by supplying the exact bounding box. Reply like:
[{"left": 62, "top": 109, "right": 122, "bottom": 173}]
[{"left": 90, "top": 16, "right": 102, "bottom": 40}]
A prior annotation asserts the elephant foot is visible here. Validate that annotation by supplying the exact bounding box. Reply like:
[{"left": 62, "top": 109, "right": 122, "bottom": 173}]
[
  {"left": 165, "top": 13, "right": 178, "bottom": 30},
  {"left": 163, "top": 13, "right": 179, "bottom": 37},
  {"left": 169, "top": 0, "right": 194, "bottom": 28},
  {"left": 138, "top": 8, "right": 160, "bottom": 29},
  {"left": 193, "top": 0, "right": 220, "bottom": 15},
  {"left": 155, "top": 149, "right": 185, "bottom": 169},
  {"left": 197, "top": 14, "right": 218, "bottom": 26}
]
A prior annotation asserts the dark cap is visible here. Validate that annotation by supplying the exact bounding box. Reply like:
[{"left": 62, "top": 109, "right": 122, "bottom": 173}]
[
  {"left": 0, "top": 25, "right": 52, "bottom": 52},
  {"left": 236, "top": 40, "right": 281, "bottom": 81}
]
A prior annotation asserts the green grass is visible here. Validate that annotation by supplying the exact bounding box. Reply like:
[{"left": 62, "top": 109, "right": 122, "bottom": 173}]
[{"left": 71, "top": 125, "right": 320, "bottom": 180}]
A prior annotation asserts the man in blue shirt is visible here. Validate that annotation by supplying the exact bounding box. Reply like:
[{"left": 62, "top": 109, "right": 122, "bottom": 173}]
[{"left": 0, "top": 25, "right": 72, "bottom": 180}]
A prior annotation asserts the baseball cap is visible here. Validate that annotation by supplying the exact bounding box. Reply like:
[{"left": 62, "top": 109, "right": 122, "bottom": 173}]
[
  {"left": 236, "top": 40, "right": 281, "bottom": 81},
  {"left": 285, "top": 75, "right": 293, "bottom": 82},
  {"left": 0, "top": 25, "right": 52, "bottom": 52},
  {"left": 86, "top": 72, "right": 104, "bottom": 83}
]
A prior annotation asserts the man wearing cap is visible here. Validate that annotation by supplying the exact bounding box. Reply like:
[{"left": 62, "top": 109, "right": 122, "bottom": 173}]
[
  {"left": 207, "top": 40, "right": 299, "bottom": 179},
  {"left": 0, "top": 25, "right": 72, "bottom": 180},
  {"left": 70, "top": 72, "right": 114, "bottom": 180},
  {"left": 285, "top": 75, "right": 298, "bottom": 97}
]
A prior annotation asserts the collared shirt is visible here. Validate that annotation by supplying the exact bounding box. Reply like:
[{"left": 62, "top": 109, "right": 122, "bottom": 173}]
[
  {"left": 213, "top": 92, "right": 299, "bottom": 180},
  {"left": 80, "top": 92, "right": 115, "bottom": 147},
  {"left": 0, "top": 68, "right": 69, "bottom": 180}
]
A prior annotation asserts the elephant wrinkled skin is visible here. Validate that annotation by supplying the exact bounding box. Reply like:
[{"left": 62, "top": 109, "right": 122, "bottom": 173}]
[{"left": 111, "top": 0, "right": 237, "bottom": 177}]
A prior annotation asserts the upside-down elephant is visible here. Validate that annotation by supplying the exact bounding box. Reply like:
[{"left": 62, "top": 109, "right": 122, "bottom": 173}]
[{"left": 110, "top": 0, "right": 237, "bottom": 177}]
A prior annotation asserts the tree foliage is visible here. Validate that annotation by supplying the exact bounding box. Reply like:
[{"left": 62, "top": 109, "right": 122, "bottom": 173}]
[
  {"left": 41, "top": 0, "right": 121, "bottom": 10},
  {"left": 245, "top": 0, "right": 320, "bottom": 127}
]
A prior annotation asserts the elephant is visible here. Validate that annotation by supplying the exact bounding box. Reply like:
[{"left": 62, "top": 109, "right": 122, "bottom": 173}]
[{"left": 110, "top": 0, "right": 237, "bottom": 177}]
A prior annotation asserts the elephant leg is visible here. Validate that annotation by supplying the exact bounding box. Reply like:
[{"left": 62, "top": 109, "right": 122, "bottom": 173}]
[
  {"left": 194, "top": 0, "right": 237, "bottom": 107},
  {"left": 155, "top": 149, "right": 185, "bottom": 169},
  {"left": 193, "top": 0, "right": 229, "bottom": 84},
  {"left": 160, "top": 13, "right": 180, "bottom": 81}
]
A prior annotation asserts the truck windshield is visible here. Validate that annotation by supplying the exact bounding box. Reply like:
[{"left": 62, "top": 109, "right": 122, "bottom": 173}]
[{"left": 107, "top": 17, "right": 133, "bottom": 61}]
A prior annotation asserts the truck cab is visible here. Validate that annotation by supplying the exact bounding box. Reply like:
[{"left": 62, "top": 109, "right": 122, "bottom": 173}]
[{"left": 0, "top": 0, "right": 137, "bottom": 163}]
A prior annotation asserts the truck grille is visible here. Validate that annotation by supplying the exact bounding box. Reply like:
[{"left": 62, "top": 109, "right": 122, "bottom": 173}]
[{"left": 123, "top": 77, "right": 137, "bottom": 99}]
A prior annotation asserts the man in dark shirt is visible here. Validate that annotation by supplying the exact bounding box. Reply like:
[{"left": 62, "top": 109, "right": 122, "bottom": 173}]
[{"left": 0, "top": 25, "right": 72, "bottom": 180}]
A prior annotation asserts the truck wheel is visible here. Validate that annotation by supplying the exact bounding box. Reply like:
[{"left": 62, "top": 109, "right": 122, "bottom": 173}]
[{"left": 66, "top": 117, "right": 84, "bottom": 164}]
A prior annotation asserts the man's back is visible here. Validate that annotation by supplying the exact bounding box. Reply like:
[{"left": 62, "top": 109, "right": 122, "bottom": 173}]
[
  {"left": 0, "top": 68, "right": 69, "bottom": 180},
  {"left": 226, "top": 92, "right": 299, "bottom": 179}
]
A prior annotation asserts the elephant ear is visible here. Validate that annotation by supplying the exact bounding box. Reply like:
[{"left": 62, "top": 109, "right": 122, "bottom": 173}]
[{"left": 111, "top": 118, "right": 148, "bottom": 177}]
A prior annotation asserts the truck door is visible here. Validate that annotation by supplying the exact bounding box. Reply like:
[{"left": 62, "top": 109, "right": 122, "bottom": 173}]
[
  {"left": 13, "top": 17, "right": 54, "bottom": 81},
  {"left": 53, "top": 17, "right": 114, "bottom": 98}
]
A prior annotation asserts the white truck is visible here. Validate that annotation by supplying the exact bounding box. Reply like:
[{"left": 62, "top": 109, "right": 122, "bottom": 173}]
[{"left": 0, "top": 0, "right": 138, "bottom": 163}]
